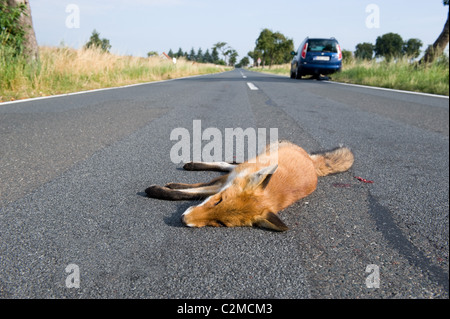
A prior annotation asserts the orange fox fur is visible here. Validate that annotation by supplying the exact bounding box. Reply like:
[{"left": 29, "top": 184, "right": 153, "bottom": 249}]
[{"left": 146, "top": 141, "right": 354, "bottom": 231}]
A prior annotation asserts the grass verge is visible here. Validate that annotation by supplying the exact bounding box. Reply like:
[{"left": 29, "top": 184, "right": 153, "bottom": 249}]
[
  {"left": 249, "top": 57, "right": 449, "bottom": 96},
  {"left": 0, "top": 46, "right": 230, "bottom": 102}
]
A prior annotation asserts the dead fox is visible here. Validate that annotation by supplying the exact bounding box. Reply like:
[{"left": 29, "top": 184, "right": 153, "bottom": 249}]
[{"left": 146, "top": 141, "right": 354, "bottom": 231}]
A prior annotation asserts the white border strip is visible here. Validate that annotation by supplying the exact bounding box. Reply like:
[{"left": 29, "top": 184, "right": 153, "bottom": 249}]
[
  {"left": 0, "top": 72, "right": 225, "bottom": 106},
  {"left": 323, "top": 80, "right": 449, "bottom": 99}
]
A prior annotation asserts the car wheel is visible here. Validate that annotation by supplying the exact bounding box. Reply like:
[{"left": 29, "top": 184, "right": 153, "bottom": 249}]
[{"left": 295, "top": 69, "right": 302, "bottom": 79}]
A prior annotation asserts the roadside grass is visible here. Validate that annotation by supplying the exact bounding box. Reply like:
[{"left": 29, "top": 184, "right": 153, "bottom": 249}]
[
  {"left": 333, "top": 57, "right": 449, "bottom": 96},
  {"left": 250, "top": 63, "right": 291, "bottom": 76},
  {"left": 0, "top": 46, "right": 229, "bottom": 102},
  {"left": 249, "top": 56, "right": 449, "bottom": 96}
]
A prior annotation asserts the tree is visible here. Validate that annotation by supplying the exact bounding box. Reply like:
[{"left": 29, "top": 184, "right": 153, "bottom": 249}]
[
  {"left": 248, "top": 49, "right": 262, "bottom": 66},
  {"left": 176, "top": 47, "right": 184, "bottom": 58},
  {"left": 374, "top": 32, "right": 404, "bottom": 61},
  {"left": 255, "top": 28, "right": 293, "bottom": 67},
  {"left": 203, "top": 49, "right": 212, "bottom": 63},
  {"left": 188, "top": 47, "right": 196, "bottom": 61},
  {"left": 236, "top": 56, "right": 250, "bottom": 68},
  {"left": 1, "top": 0, "right": 38, "bottom": 61},
  {"left": 403, "top": 38, "right": 423, "bottom": 60},
  {"left": 213, "top": 41, "right": 230, "bottom": 64},
  {"left": 420, "top": 0, "right": 449, "bottom": 64},
  {"left": 211, "top": 47, "right": 220, "bottom": 64},
  {"left": 228, "top": 49, "right": 238, "bottom": 66},
  {"left": 354, "top": 42, "right": 374, "bottom": 60},
  {"left": 85, "top": 29, "right": 111, "bottom": 53},
  {"left": 271, "top": 32, "right": 294, "bottom": 64},
  {"left": 147, "top": 51, "right": 158, "bottom": 57},
  {"left": 196, "top": 47, "right": 203, "bottom": 62},
  {"left": 342, "top": 49, "right": 354, "bottom": 64},
  {"left": 255, "top": 29, "right": 273, "bottom": 67}
]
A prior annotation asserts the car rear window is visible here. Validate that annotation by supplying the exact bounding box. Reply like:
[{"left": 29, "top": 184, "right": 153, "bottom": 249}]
[{"left": 307, "top": 39, "right": 338, "bottom": 53}]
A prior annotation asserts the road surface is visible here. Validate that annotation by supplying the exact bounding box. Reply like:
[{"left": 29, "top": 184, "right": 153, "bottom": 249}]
[{"left": 0, "top": 69, "right": 448, "bottom": 298}]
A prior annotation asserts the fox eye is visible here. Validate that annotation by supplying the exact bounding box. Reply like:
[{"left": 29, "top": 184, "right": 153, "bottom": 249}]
[
  {"left": 215, "top": 220, "right": 227, "bottom": 227},
  {"left": 214, "top": 198, "right": 223, "bottom": 206}
]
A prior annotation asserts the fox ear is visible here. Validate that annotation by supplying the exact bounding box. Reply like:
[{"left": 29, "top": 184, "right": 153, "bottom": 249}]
[
  {"left": 247, "top": 164, "right": 278, "bottom": 189},
  {"left": 254, "top": 212, "right": 288, "bottom": 232}
]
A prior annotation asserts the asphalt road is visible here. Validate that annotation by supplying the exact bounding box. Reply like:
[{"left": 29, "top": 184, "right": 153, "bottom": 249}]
[{"left": 0, "top": 69, "right": 448, "bottom": 299}]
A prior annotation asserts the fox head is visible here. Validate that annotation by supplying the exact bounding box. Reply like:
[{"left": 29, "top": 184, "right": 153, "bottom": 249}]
[{"left": 181, "top": 164, "right": 289, "bottom": 232}]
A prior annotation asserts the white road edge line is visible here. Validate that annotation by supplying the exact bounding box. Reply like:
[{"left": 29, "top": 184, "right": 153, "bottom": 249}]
[
  {"left": 324, "top": 80, "right": 449, "bottom": 99},
  {"left": 247, "top": 71, "right": 449, "bottom": 99},
  {"left": 247, "top": 82, "right": 259, "bottom": 90},
  {"left": 0, "top": 71, "right": 228, "bottom": 106}
]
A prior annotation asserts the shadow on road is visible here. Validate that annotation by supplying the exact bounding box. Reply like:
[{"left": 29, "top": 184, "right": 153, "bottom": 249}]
[
  {"left": 163, "top": 202, "right": 195, "bottom": 228},
  {"left": 137, "top": 191, "right": 193, "bottom": 228}
]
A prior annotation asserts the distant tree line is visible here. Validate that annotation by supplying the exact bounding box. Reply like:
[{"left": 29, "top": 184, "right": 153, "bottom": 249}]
[
  {"left": 240, "top": 30, "right": 430, "bottom": 67},
  {"left": 165, "top": 46, "right": 221, "bottom": 64},
  {"left": 161, "top": 42, "right": 238, "bottom": 66},
  {"left": 353, "top": 33, "right": 424, "bottom": 61}
]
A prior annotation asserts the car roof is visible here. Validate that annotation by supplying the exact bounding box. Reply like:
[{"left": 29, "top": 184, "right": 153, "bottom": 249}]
[{"left": 307, "top": 38, "right": 338, "bottom": 41}]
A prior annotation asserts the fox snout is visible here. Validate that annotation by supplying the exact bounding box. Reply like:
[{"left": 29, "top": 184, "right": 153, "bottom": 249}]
[
  {"left": 181, "top": 203, "right": 288, "bottom": 232},
  {"left": 181, "top": 207, "right": 194, "bottom": 227},
  {"left": 181, "top": 205, "right": 224, "bottom": 228}
]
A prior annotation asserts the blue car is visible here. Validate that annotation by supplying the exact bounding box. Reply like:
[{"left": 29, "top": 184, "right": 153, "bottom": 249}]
[{"left": 290, "top": 37, "right": 342, "bottom": 79}]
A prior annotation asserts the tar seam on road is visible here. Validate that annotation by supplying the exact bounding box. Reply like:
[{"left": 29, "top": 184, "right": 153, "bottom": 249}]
[{"left": 368, "top": 194, "right": 449, "bottom": 294}]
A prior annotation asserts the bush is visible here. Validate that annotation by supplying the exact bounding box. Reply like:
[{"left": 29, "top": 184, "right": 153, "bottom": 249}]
[{"left": 0, "top": 0, "right": 27, "bottom": 55}]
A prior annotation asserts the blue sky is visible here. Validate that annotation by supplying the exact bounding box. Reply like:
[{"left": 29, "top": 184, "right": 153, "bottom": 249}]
[{"left": 30, "top": 0, "right": 449, "bottom": 60}]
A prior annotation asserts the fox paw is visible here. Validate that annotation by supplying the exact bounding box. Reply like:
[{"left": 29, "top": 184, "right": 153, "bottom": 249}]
[{"left": 145, "top": 185, "right": 168, "bottom": 199}]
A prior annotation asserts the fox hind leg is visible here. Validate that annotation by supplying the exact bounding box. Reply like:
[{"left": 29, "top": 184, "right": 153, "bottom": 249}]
[
  {"left": 146, "top": 183, "right": 222, "bottom": 201},
  {"left": 146, "top": 174, "right": 229, "bottom": 201},
  {"left": 146, "top": 161, "right": 237, "bottom": 200},
  {"left": 183, "top": 161, "right": 237, "bottom": 172},
  {"left": 165, "top": 174, "right": 229, "bottom": 190}
]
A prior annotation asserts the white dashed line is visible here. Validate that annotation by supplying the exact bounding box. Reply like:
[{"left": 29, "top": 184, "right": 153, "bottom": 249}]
[
  {"left": 247, "top": 82, "right": 259, "bottom": 90},
  {"left": 239, "top": 71, "right": 248, "bottom": 79}
]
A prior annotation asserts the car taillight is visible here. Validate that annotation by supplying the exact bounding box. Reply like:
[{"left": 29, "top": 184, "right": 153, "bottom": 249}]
[
  {"left": 301, "top": 43, "right": 308, "bottom": 59},
  {"left": 337, "top": 44, "right": 342, "bottom": 61}
]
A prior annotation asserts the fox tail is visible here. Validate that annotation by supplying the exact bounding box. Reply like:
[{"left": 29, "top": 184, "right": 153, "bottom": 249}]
[{"left": 310, "top": 146, "right": 354, "bottom": 177}]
